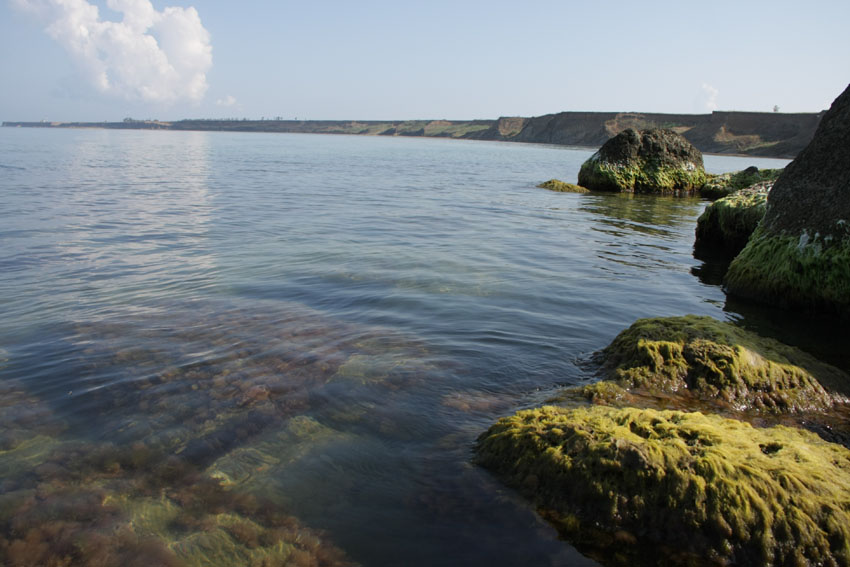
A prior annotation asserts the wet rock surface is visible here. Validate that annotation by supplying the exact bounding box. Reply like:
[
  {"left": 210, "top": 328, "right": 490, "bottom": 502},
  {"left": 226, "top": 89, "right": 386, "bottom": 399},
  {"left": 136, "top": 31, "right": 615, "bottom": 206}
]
[
  {"left": 536, "top": 179, "right": 590, "bottom": 193},
  {"left": 695, "top": 181, "right": 773, "bottom": 257}
]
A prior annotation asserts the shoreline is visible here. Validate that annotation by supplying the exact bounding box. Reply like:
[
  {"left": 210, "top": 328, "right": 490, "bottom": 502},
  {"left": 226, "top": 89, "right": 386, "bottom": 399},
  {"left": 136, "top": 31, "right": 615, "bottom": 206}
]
[{"left": 2, "top": 109, "right": 821, "bottom": 159}]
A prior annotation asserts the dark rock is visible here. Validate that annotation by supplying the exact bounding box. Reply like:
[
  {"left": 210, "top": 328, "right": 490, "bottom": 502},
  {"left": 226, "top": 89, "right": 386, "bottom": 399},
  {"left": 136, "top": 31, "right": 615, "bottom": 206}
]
[{"left": 725, "top": 83, "right": 850, "bottom": 318}]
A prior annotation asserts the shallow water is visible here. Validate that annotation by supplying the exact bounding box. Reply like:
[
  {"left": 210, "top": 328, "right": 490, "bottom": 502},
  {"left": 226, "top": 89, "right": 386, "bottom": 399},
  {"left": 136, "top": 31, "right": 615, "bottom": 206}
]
[{"left": 0, "top": 128, "right": 813, "bottom": 566}]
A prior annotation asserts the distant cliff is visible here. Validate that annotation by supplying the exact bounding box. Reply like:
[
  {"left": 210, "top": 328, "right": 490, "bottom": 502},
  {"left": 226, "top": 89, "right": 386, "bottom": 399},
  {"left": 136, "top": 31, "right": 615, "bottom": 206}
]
[
  {"left": 3, "top": 110, "right": 822, "bottom": 158},
  {"left": 465, "top": 111, "right": 823, "bottom": 158}
]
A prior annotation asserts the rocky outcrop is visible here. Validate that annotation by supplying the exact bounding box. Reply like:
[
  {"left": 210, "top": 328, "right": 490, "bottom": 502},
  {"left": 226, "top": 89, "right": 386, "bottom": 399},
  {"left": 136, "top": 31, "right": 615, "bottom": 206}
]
[
  {"left": 699, "top": 166, "right": 784, "bottom": 200},
  {"left": 476, "top": 313, "right": 850, "bottom": 566},
  {"left": 476, "top": 405, "right": 850, "bottom": 567},
  {"left": 592, "top": 315, "right": 849, "bottom": 413},
  {"left": 536, "top": 179, "right": 589, "bottom": 193},
  {"left": 461, "top": 110, "right": 821, "bottom": 158},
  {"left": 725, "top": 83, "right": 850, "bottom": 319},
  {"left": 694, "top": 181, "right": 773, "bottom": 256},
  {"left": 577, "top": 129, "right": 707, "bottom": 194}
]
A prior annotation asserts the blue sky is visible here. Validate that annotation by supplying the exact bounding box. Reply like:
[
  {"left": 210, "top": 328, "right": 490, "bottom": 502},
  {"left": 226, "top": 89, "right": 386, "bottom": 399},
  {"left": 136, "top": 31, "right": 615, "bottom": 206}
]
[{"left": 2, "top": 0, "right": 849, "bottom": 122}]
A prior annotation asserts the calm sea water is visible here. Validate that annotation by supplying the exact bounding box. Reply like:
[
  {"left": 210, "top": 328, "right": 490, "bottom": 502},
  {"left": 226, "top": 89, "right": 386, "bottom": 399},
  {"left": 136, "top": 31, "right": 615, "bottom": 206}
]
[{"left": 0, "top": 128, "right": 799, "bottom": 566}]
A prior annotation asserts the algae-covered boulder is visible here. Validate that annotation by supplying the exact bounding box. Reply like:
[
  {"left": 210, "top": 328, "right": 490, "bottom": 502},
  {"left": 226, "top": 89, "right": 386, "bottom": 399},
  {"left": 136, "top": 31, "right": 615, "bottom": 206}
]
[
  {"left": 476, "top": 405, "right": 850, "bottom": 567},
  {"left": 577, "top": 128, "right": 707, "bottom": 194},
  {"left": 694, "top": 181, "right": 773, "bottom": 256},
  {"left": 536, "top": 179, "right": 590, "bottom": 193},
  {"left": 699, "top": 166, "right": 783, "bottom": 200},
  {"left": 725, "top": 83, "right": 850, "bottom": 319},
  {"left": 597, "top": 315, "right": 848, "bottom": 413}
]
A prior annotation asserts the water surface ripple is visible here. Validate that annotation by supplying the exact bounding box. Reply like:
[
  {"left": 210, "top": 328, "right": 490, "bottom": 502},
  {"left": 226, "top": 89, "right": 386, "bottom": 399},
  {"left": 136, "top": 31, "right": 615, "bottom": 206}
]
[{"left": 0, "top": 128, "right": 795, "bottom": 566}]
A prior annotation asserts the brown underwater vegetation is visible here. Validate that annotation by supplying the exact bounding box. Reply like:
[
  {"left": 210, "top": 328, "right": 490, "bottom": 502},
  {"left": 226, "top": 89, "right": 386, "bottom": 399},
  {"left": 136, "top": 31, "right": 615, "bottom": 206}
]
[{"left": 0, "top": 298, "right": 441, "bottom": 567}]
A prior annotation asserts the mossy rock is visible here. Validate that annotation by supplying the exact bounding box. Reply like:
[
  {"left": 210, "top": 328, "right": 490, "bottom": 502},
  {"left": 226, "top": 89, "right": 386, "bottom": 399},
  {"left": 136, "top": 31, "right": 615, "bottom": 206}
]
[
  {"left": 694, "top": 181, "right": 772, "bottom": 256},
  {"left": 725, "top": 84, "right": 850, "bottom": 319},
  {"left": 598, "top": 315, "right": 848, "bottom": 413},
  {"left": 537, "top": 179, "right": 590, "bottom": 193},
  {"left": 725, "top": 226, "right": 850, "bottom": 319},
  {"left": 699, "top": 166, "right": 783, "bottom": 200},
  {"left": 476, "top": 405, "right": 850, "bottom": 567},
  {"left": 577, "top": 129, "right": 707, "bottom": 194}
]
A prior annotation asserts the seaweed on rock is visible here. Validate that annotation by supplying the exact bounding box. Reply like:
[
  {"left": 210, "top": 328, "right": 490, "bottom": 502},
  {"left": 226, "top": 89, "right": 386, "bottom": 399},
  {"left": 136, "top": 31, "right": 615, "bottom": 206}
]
[
  {"left": 476, "top": 405, "right": 850, "bottom": 567},
  {"left": 595, "top": 315, "right": 849, "bottom": 413},
  {"left": 694, "top": 181, "right": 773, "bottom": 257},
  {"left": 698, "top": 167, "right": 783, "bottom": 200},
  {"left": 577, "top": 129, "right": 707, "bottom": 194},
  {"left": 536, "top": 179, "right": 590, "bottom": 193}
]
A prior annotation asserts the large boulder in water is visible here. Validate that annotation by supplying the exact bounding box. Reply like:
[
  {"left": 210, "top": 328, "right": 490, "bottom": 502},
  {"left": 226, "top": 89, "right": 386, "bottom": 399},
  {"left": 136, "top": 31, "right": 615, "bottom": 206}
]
[
  {"left": 577, "top": 128, "right": 707, "bottom": 194},
  {"left": 694, "top": 180, "right": 774, "bottom": 257},
  {"left": 725, "top": 83, "right": 850, "bottom": 318}
]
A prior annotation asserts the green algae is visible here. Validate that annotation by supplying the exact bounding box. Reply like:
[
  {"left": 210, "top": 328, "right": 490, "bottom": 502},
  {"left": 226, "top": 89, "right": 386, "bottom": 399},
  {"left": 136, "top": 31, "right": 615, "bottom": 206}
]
[
  {"left": 476, "top": 405, "right": 850, "bottom": 566},
  {"left": 699, "top": 167, "right": 784, "bottom": 200},
  {"left": 695, "top": 182, "right": 771, "bottom": 256},
  {"left": 536, "top": 179, "right": 590, "bottom": 193},
  {"left": 332, "top": 353, "right": 404, "bottom": 385},
  {"left": 0, "top": 435, "right": 63, "bottom": 479},
  {"left": 725, "top": 227, "right": 850, "bottom": 320},
  {"left": 205, "top": 416, "right": 352, "bottom": 492},
  {"left": 104, "top": 494, "right": 342, "bottom": 567},
  {"left": 578, "top": 157, "right": 707, "bottom": 195},
  {"left": 598, "top": 315, "right": 849, "bottom": 413}
]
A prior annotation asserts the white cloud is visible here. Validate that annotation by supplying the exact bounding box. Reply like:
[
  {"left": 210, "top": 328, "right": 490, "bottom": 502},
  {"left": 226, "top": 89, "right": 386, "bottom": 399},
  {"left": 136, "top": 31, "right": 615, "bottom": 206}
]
[
  {"left": 699, "top": 83, "right": 719, "bottom": 112},
  {"left": 216, "top": 95, "right": 238, "bottom": 107},
  {"left": 13, "top": 0, "right": 212, "bottom": 104}
]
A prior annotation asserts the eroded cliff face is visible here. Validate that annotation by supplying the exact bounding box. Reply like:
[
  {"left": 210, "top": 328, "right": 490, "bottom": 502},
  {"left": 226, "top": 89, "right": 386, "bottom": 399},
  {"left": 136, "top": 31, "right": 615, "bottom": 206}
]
[
  {"left": 465, "top": 110, "right": 822, "bottom": 158},
  {"left": 5, "top": 110, "right": 821, "bottom": 158}
]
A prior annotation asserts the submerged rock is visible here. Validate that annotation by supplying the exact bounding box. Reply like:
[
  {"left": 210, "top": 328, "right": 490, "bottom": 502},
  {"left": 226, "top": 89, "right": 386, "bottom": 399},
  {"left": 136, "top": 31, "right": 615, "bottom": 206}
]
[
  {"left": 476, "top": 405, "right": 850, "bottom": 567},
  {"left": 725, "top": 83, "right": 850, "bottom": 319},
  {"left": 536, "top": 179, "right": 590, "bottom": 193},
  {"left": 699, "top": 166, "right": 783, "bottom": 200},
  {"left": 694, "top": 181, "right": 773, "bottom": 257},
  {"left": 577, "top": 128, "right": 706, "bottom": 194},
  {"left": 594, "top": 315, "right": 848, "bottom": 413}
]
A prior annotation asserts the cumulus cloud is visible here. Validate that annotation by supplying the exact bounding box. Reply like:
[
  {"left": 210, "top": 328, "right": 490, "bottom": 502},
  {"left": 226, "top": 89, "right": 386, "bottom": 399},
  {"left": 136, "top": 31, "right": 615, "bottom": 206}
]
[
  {"left": 699, "top": 83, "right": 719, "bottom": 112},
  {"left": 13, "top": 0, "right": 212, "bottom": 104},
  {"left": 216, "top": 95, "right": 238, "bottom": 107}
]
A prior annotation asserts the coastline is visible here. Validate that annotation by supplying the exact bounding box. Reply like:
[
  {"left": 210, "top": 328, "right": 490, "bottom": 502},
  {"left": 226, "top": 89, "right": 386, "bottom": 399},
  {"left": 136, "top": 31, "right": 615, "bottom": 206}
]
[{"left": 2, "top": 109, "right": 822, "bottom": 160}]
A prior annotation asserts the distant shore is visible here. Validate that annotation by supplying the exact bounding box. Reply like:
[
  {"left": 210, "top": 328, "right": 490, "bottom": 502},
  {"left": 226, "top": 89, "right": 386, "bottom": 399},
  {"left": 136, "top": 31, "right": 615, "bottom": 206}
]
[{"left": 3, "top": 109, "right": 823, "bottom": 159}]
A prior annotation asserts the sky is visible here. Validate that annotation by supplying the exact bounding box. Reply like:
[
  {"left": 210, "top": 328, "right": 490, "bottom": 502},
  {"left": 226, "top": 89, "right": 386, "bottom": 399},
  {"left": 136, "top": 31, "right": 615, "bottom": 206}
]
[{"left": 1, "top": 0, "right": 849, "bottom": 122}]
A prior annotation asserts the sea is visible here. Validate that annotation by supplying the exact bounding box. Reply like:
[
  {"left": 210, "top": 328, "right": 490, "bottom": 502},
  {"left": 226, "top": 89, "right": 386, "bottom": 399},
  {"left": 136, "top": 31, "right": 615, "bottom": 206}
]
[{"left": 0, "top": 127, "right": 819, "bottom": 566}]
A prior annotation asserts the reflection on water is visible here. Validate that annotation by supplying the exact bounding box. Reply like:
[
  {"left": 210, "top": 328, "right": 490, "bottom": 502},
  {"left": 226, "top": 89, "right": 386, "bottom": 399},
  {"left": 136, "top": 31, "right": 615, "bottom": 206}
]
[{"left": 578, "top": 193, "right": 706, "bottom": 276}]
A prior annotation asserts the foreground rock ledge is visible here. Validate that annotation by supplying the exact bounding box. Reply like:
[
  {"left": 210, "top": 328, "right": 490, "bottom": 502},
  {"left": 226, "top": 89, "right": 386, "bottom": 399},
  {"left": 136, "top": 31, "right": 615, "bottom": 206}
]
[
  {"left": 577, "top": 128, "right": 706, "bottom": 194},
  {"left": 476, "top": 405, "right": 850, "bottom": 567}
]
